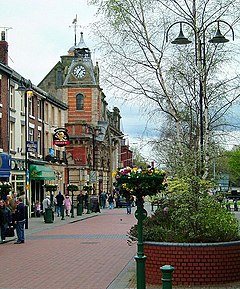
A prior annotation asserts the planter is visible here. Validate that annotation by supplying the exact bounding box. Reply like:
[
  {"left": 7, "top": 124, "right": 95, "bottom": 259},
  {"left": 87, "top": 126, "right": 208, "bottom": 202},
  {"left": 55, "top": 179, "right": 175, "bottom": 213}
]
[{"left": 144, "top": 241, "right": 240, "bottom": 286}]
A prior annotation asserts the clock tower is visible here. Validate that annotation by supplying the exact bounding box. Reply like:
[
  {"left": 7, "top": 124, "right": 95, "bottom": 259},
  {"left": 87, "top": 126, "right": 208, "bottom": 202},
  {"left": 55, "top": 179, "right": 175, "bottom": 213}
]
[{"left": 38, "top": 31, "right": 123, "bottom": 196}]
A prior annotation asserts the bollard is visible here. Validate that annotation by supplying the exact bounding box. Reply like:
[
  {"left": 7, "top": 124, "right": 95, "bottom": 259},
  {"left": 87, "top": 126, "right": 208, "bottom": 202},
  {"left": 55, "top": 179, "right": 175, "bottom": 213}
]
[
  {"left": 77, "top": 203, "right": 83, "bottom": 216},
  {"left": 61, "top": 204, "right": 65, "bottom": 220},
  {"left": 160, "top": 265, "right": 174, "bottom": 289}
]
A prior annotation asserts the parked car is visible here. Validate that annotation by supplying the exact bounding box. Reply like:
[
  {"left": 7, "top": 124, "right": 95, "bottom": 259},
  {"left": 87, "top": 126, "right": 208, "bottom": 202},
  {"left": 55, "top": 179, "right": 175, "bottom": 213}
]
[{"left": 116, "top": 197, "right": 127, "bottom": 208}]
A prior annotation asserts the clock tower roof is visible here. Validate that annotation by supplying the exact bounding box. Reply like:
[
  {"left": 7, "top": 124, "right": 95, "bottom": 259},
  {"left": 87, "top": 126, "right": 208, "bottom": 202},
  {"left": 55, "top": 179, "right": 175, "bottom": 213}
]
[
  {"left": 76, "top": 32, "right": 88, "bottom": 50},
  {"left": 68, "top": 32, "right": 90, "bottom": 57}
]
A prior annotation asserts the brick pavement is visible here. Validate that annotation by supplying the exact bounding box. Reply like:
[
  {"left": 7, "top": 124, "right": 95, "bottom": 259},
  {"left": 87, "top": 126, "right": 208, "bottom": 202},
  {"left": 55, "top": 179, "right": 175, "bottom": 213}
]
[{"left": 0, "top": 207, "right": 137, "bottom": 289}]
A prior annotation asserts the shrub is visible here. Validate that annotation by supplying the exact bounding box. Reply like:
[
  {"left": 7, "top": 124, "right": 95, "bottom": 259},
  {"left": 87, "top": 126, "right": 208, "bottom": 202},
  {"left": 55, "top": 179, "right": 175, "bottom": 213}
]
[{"left": 129, "top": 178, "right": 240, "bottom": 243}]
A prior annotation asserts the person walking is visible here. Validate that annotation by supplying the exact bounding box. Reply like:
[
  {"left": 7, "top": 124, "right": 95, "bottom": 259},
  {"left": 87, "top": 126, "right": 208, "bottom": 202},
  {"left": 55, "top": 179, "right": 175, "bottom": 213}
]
[
  {"left": 64, "top": 195, "right": 72, "bottom": 216},
  {"left": 42, "top": 195, "right": 51, "bottom": 222},
  {"left": 0, "top": 200, "right": 12, "bottom": 243},
  {"left": 55, "top": 192, "right": 64, "bottom": 217},
  {"left": 126, "top": 195, "right": 133, "bottom": 214},
  {"left": 108, "top": 194, "right": 114, "bottom": 209},
  {"left": 35, "top": 200, "right": 41, "bottom": 217},
  {"left": 14, "top": 197, "right": 25, "bottom": 244}
]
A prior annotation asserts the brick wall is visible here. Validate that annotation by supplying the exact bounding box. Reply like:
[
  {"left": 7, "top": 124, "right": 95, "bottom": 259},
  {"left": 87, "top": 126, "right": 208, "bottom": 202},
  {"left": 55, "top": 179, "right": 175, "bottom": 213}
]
[{"left": 144, "top": 241, "right": 240, "bottom": 286}]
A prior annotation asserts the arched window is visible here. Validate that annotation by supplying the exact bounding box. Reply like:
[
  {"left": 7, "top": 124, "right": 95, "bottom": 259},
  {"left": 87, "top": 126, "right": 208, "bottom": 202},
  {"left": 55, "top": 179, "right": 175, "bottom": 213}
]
[{"left": 76, "top": 93, "right": 84, "bottom": 111}]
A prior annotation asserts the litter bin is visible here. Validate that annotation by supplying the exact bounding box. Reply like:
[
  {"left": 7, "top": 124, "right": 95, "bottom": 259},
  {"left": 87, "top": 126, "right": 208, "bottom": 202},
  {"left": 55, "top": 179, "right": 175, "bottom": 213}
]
[
  {"left": 91, "top": 197, "right": 100, "bottom": 213},
  {"left": 77, "top": 203, "right": 83, "bottom": 216},
  {"left": 45, "top": 208, "right": 53, "bottom": 223}
]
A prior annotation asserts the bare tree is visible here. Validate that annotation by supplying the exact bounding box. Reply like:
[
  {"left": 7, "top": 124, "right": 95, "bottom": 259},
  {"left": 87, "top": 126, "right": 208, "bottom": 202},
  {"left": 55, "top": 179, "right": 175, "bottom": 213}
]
[{"left": 89, "top": 0, "right": 240, "bottom": 178}]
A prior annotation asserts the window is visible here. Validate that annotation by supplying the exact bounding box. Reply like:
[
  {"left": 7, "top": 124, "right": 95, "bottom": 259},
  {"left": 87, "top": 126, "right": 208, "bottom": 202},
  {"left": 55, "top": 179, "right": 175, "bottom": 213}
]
[
  {"left": 58, "top": 109, "right": 61, "bottom": 127},
  {"left": 45, "top": 103, "right": 49, "bottom": 123},
  {"left": 29, "top": 127, "right": 34, "bottom": 142},
  {"left": 10, "top": 122, "right": 15, "bottom": 150},
  {"left": 20, "top": 94, "right": 24, "bottom": 114},
  {"left": 38, "top": 130, "right": 41, "bottom": 155},
  {"left": 29, "top": 96, "right": 34, "bottom": 116},
  {"left": 76, "top": 93, "right": 84, "bottom": 111},
  {"left": 51, "top": 106, "right": 55, "bottom": 125},
  {"left": 10, "top": 86, "right": 15, "bottom": 109},
  {"left": 21, "top": 124, "right": 25, "bottom": 151},
  {"left": 37, "top": 99, "right": 42, "bottom": 120}
]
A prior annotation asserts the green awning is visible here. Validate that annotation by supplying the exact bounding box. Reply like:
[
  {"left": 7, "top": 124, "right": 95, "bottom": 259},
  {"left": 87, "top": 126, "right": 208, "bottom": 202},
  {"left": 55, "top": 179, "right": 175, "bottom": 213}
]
[{"left": 30, "top": 165, "right": 55, "bottom": 180}]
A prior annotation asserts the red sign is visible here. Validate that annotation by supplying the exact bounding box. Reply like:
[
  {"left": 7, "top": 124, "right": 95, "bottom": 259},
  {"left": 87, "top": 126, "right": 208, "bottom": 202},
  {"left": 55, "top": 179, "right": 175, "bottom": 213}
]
[{"left": 53, "top": 128, "right": 70, "bottom": 147}]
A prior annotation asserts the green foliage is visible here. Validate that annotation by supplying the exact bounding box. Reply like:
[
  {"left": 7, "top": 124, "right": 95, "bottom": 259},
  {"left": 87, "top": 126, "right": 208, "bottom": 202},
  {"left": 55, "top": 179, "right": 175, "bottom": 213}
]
[
  {"left": 83, "top": 185, "right": 93, "bottom": 192},
  {"left": 44, "top": 184, "right": 58, "bottom": 192},
  {"left": 67, "top": 184, "right": 79, "bottom": 192},
  {"left": 224, "top": 147, "right": 240, "bottom": 186},
  {"left": 129, "top": 177, "right": 240, "bottom": 243}
]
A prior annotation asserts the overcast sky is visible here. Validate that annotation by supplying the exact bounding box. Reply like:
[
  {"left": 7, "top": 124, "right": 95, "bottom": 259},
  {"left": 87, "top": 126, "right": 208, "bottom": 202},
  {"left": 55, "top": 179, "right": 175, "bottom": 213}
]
[{"left": 0, "top": 0, "right": 155, "bottom": 159}]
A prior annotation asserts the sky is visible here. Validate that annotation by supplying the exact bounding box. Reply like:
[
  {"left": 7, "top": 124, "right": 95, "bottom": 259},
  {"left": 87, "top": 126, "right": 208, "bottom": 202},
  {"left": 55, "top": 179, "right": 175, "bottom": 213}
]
[{"left": 1, "top": 0, "right": 154, "bottom": 160}]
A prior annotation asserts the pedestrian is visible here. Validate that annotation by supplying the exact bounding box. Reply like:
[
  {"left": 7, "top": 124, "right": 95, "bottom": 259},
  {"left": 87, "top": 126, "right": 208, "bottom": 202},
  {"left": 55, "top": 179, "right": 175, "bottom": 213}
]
[
  {"left": 0, "top": 200, "right": 12, "bottom": 243},
  {"left": 42, "top": 195, "right": 51, "bottom": 221},
  {"left": 102, "top": 191, "right": 107, "bottom": 208},
  {"left": 84, "top": 193, "right": 89, "bottom": 210},
  {"left": 108, "top": 194, "right": 114, "bottom": 209},
  {"left": 55, "top": 192, "right": 64, "bottom": 217},
  {"left": 35, "top": 200, "right": 41, "bottom": 217},
  {"left": 126, "top": 195, "right": 133, "bottom": 214},
  {"left": 14, "top": 197, "right": 25, "bottom": 244},
  {"left": 77, "top": 191, "right": 84, "bottom": 213},
  {"left": 64, "top": 195, "right": 72, "bottom": 216}
]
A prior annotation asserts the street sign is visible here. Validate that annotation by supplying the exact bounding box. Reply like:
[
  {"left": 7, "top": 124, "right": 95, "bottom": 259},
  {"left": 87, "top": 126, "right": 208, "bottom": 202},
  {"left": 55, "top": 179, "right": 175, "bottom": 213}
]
[
  {"left": 90, "top": 171, "right": 96, "bottom": 183},
  {"left": 26, "top": 141, "right": 38, "bottom": 153}
]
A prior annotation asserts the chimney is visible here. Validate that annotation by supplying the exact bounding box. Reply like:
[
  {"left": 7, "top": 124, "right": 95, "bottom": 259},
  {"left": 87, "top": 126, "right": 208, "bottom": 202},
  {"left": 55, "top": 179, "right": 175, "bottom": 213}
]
[{"left": 0, "top": 31, "right": 8, "bottom": 65}]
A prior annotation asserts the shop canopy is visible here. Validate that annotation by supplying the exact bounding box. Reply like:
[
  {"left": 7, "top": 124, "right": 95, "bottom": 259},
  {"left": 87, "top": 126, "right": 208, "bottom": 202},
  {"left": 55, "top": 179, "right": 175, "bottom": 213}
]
[{"left": 30, "top": 164, "right": 55, "bottom": 180}]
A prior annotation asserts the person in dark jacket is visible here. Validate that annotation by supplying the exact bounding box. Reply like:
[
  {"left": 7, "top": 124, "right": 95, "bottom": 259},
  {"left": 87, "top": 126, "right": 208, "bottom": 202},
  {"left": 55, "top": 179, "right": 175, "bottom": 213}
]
[
  {"left": 0, "top": 200, "right": 12, "bottom": 243},
  {"left": 14, "top": 197, "right": 25, "bottom": 244},
  {"left": 55, "top": 192, "right": 64, "bottom": 217}
]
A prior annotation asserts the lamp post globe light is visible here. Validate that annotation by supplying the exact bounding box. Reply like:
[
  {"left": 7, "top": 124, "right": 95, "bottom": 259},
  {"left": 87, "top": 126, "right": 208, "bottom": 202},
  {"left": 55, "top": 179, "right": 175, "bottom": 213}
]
[{"left": 166, "top": 20, "right": 234, "bottom": 177}]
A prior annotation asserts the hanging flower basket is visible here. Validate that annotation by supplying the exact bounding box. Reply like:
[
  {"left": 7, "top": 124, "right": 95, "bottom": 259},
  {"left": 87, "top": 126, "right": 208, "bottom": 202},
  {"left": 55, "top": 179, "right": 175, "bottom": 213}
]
[
  {"left": 0, "top": 182, "right": 12, "bottom": 193},
  {"left": 44, "top": 184, "right": 58, "bottom": 192},
  {"left": 0, "top": 182, "right": 12, "bottom": 200},
  {"left": 83, "top": 185, "right": 93, "bottom": 193},
  {"left": 113, "top": 166, "right": 166, "bottom": 198},
  {"left": 67, "top": 184, "right": 79, "bottom": 192}
]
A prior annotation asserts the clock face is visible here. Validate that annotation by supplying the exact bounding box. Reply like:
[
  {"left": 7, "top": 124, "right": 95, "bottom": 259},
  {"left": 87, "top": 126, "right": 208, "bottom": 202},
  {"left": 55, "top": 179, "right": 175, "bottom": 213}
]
[{"left": 72, "top": 65, "right": 86, "bottom": 79}]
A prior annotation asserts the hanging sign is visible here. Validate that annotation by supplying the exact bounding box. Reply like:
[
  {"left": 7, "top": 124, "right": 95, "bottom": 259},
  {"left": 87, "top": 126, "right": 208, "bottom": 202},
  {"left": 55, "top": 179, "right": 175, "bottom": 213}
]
[
  {"left": 26, "top": 141, "right": 38, "bottom": 153},
  {"left": 53, "top": 128, "right": 70, "bottom": 147}
]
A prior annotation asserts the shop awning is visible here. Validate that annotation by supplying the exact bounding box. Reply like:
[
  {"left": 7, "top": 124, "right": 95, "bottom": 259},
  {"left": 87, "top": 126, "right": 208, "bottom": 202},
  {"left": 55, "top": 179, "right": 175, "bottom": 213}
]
[
  {"left": 0, "top": 153, "right": 11, "bottom": 178},
  {"left": 0, "top": 171, "right": 10, "bottom": 178},
  {"left": 30, "top": 165, "right": 55, "bottom": 180}
]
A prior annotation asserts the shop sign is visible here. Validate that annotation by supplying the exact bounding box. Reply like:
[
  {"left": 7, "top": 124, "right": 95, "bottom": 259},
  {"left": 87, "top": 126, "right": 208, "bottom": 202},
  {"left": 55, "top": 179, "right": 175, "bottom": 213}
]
[
  {"left": 27, "top": 141, "right": 38, "bottom": 153},
  {"left": 53, "top": 128, "right": 70, "bottom": 147}
]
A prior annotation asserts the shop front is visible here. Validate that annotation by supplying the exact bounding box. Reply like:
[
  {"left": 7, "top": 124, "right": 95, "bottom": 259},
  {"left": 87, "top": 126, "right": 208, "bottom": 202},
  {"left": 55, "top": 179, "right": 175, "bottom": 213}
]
[
  {"left": 30, "top": 164, "right": 56, "bottom": 217},
  {"left": 0, "top": 153, "right": 11, "bottom": 199}
]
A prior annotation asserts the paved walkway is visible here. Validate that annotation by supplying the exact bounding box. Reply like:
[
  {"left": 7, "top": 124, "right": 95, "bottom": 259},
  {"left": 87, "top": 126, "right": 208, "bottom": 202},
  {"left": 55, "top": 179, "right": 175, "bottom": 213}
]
[
  {"left": 1, "top": 207, "right": 240, "bottom": 289},
  {"left": 0, "top": 207, "right": 137, "bottom": 289}
]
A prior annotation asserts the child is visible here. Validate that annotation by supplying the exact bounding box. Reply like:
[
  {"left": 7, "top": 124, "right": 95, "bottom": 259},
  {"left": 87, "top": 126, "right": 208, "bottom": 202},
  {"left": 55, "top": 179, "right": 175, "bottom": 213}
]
[{"left": 35, "top": 200, "right": 41, "bottom": 217}]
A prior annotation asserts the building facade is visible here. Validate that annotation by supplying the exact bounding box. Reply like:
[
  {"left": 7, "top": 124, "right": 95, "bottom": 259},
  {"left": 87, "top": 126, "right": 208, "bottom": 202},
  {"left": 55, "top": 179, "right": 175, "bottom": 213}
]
[
  {"left": 38, "top": 32, "right": 124, "bottom": 195},
  {"left": 0, "top": 28, "right": 133, "bottom": 217},
  {"left": 0, "top": 31, "right": 68, "bottom": 216}
]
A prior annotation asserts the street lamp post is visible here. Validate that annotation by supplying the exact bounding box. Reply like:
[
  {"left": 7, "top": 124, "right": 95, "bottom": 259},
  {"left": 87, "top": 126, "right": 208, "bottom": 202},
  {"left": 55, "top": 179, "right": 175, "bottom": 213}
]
[
  {"left": 166, "top": 20, "right": 234, "bottom": 177},
  {"left": 135, "top": 196, "right": 148, "bottom": 289},
  {"left": 17, "top": 80, "right": 33, "bottom": 229}
]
